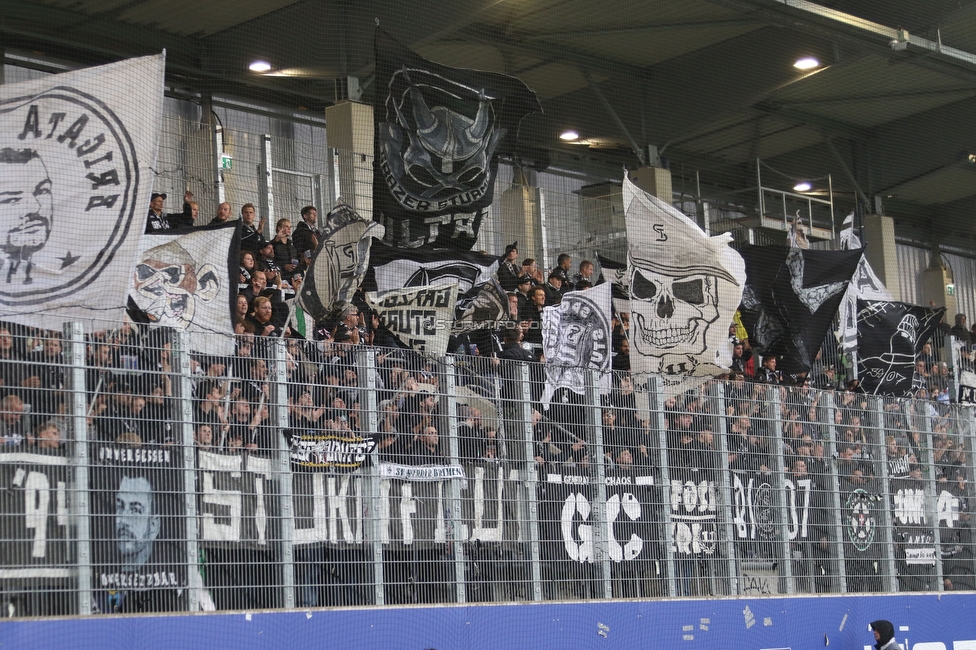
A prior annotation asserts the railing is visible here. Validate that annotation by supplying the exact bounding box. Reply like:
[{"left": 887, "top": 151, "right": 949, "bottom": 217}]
[{"left": 0, "top": 323, "right": 974, "bottom": 617}]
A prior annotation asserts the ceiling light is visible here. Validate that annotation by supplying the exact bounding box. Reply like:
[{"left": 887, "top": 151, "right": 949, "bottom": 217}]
[
  {"left": 793, "top": 182, "right": 812, "bottom": 192},
  {"left": 559, "top": 130, "right": 579, "bottom": 141},
  {"left": 793, "top": 57, "right": 820, "bottom": 70},
  {"left": 249, "top": 60, "right": 272, "bottom": 73}
]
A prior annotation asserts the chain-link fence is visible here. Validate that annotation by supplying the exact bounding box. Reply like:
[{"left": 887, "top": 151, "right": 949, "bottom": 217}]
[{"left": 1, "top": 320, "right": 974, "bottom": 617}]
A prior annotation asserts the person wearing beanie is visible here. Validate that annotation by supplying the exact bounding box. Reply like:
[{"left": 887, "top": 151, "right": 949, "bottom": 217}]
[{"left": 869, "top": 620, "right": 902, "bottom": 650}]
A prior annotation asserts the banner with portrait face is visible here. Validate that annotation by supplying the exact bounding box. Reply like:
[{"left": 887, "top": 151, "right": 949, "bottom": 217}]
[
  {"left": 90, "top": 442, "right": 186, "bottom": 592},
  {"left": 0, "top": 55, "right": 165, "bottom": 331}
]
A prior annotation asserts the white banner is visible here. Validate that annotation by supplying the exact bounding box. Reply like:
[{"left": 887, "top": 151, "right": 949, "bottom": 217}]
[
  {"left": 130, "top": 222, "right": 238, "bottom": 355},
  {"left": 623, "top": 175, "right": 745, "bottom": 403},
  {"left": 378, "top": 463, "right": 466, "bottom": 481},
  {"left": 0, "top": 55, "right": 165, "bottom": 331},
  {"left": 366, "top": 284, "right": 457, "bottom": 355},
  {"left": 541, "top": 281, "right": 612, "bottom": 405}
]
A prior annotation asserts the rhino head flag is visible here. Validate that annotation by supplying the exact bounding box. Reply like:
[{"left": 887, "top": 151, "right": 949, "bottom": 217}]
[{"left": 623, "top": 175, "right": 745, "bottom": 402}]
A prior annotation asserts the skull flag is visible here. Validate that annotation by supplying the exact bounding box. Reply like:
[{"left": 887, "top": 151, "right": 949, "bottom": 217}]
[
  {"left": 623, "top": 175, "right": 745, "bottom": 401},
  {"left": 856, "top": 300, "right": 944, "bottom": 396},
  {"left": 374, "top": 28, "right": 541, "bottom": 250},
  {"left": 128, "top": 221, "right": 240, "bottom": 355},
  {"left": 298, "top": 202, "right": 385, "bottom": 322},
  {"left": 739, "top": 246, "right": 862, "bottom": 377}
]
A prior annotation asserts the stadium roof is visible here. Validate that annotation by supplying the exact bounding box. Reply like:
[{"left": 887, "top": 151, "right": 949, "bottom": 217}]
[{"left": 5, "top": 0, "right": 976, "bottom": 245}]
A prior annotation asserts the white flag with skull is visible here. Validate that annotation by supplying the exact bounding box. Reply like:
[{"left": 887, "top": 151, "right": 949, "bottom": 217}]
[
  {"left": 129, "top": 222, "right": 239, "bottom": 355},
  {"left": 623, "top": 175, "right": 745, "bottom": 404}
]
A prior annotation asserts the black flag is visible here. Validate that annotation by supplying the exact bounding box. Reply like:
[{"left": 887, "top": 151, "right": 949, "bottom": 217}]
[
  {"left": 739, "top": 246, "right": 861, "bottom": 376},
  {"left": 856, "top": 300, "right": 944, "bottom": 396},
  {"left": 373, "top": 28, "right": 541, "bottom": 250}
]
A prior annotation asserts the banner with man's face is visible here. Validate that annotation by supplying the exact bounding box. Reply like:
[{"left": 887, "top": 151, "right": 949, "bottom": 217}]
[
  {"left": 0, "top": 55, "right": 165, "bottom": 331},
  {"left": 90, "top": 442, "right": 186, "bottom": 595}
]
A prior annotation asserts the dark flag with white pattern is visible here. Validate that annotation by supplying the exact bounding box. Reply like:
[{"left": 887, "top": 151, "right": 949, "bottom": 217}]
[
  {"left": 739, "top": 246, "right": 861, "bottom": 376},
  {"left": 856, "top": 300, "right": 944, "bottom": 397},
  {"left": 373, "top": 28, "right": 541, "bottom": 250}
]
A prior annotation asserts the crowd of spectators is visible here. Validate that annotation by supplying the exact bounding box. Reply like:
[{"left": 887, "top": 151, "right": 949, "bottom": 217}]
[{"left": 0, "top": 199, "right": 974, "bottom": 612}]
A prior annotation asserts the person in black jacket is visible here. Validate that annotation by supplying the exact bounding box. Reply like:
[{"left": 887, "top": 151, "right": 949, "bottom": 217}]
[
  {"left": 293, "top": 206, "right": 320, "bottom": 263},
  {"left": 145, "top": 191, "right": 193, "bottom": 232},
  {"left": 497, "top": 241, "right": 520, "bottom": 292}
]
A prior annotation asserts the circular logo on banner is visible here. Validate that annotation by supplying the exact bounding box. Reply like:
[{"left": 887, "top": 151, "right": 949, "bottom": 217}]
[
  {"left": 846, "top": 488, "right": 876, "bottom": 551},
  {"left": 0, "top": 88, "right": 137, "bottom": 306},
  {"left": 755, "top": 481, "right": 775, "bottom": 539}
]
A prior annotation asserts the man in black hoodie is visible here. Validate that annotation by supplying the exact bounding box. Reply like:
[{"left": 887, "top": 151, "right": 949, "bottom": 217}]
[{"left": 870, "top": 620, "right": 902, "bottom": 650}]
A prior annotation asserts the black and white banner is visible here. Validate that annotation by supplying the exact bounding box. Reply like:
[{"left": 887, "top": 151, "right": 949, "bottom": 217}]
[
  {"left": 624, "top": 175, "right": 745, "bottom": 402},
  {"left": 959, "top": 370, "right": 976, "bottom": 404},
  {"left": 731, "top": 471, "right": 776, "bottom": 543},
  {"left": 128, "top": 221, "right": 240, "bottom": 355},
  {"left": 739, "top": 246, "right": 862, "bottom": 376},
  {"left": 287, "top": 429, "right": 375, "bottom": 472},
  {"left": 368, "top": 243, "right": 499, "bottom": 295},
  {"left": 838, "top": 213, "right": 891, "bottom": 353},
  {"left": 669, "top": 477, "right": 718, "bottom": 556},
  {"left": 857, "top": 300, "right": 944, "bottom": 396},
  {"left": 197, "top": 451, "right": 278, "bottom": 549},
  {"left": 373, "top": 28, "right": 540, "bottom": 250},
  {"left": 731, "top": 471, "right": 820, "bottom": 542},
  {"left": 367, "top": 284, "right": 458, "bottom": 355},
  {"left": 90, "top": 442, "right": 186, "bottom": 591},
  {"left": 0, "top": 452, "right": 72, "bottom": 579},
  {"left": 541, "top": 281, "right": 613, "bottom": 405},
  {"left": 299, "top": 202, "right": 385, "bottom": 322},
  {"left": 452, "top": 278, "right": 509, "bottom": 335},
  {"left": 542, "top": 469, "right": 657, "bottom": 564},
  {"left": 0, "top": 55, "right": 164, "bottom": 330},
  {"left": 197, "top": 454, "right": 522, "bottom": 550},
  {"left": 889, "top": 457, "right": 937, "bottom": 568}
]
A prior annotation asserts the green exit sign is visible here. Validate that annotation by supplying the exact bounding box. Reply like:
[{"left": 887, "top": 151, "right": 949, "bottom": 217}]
[
  {"left": 220, "top": 154, "right": 233, "bottom": 170},
  {"left": 947, "top": 284, "right": 956, "bottom": 296}
]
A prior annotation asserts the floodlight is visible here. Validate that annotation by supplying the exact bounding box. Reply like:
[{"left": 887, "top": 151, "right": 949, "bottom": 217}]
[{"left": 793, "top": 57, "right": 819, "bottom": 70}]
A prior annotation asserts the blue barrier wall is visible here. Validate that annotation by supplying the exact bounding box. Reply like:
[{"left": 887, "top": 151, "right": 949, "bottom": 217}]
[{"left": 2, "top": 592, "right": 975, "bottom": 650}]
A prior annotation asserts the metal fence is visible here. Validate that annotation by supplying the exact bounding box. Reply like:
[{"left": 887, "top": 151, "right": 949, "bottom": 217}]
[{"left": 0, "top": 322, "right": 974, "bottom": 617}]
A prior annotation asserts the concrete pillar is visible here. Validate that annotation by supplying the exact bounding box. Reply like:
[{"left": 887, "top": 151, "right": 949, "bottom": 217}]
[
  {"left": 500, "top": 183, "right": 543, "bottom": 267},
  {"left": 921, "top": 264, "right": 957, "bottom": 316},
  {"left": 325, "top": 100, "right": 373, "bottom": 219},
  {"left": 629, "top": 166, "right": 673, "bottom": 202},
  {"left": 862, "top": 214, "right": 902, "bottom": 302}
]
